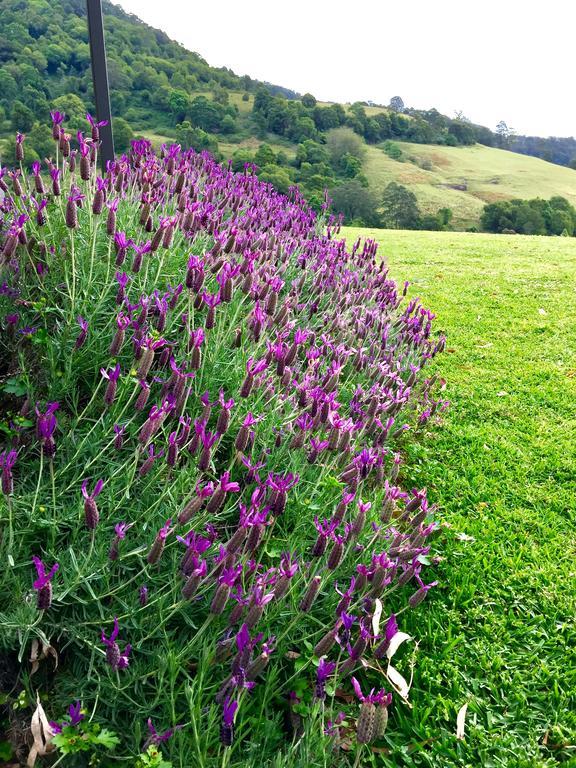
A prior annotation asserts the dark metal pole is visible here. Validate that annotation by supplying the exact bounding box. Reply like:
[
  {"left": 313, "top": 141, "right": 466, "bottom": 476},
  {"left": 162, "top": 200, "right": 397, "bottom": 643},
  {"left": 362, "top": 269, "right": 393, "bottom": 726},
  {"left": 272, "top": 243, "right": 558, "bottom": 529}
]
[{"left": 86, "top": 0, "right": 115, "bottom": 169}]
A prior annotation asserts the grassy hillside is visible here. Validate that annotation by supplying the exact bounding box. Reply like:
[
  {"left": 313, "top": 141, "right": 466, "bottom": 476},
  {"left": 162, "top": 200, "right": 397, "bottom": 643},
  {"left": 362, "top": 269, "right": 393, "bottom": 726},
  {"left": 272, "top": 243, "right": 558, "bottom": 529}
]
[
  {"left": 364, "top": 143, "right": 576, "bottom": 228},
  {"left": 342, "top": 227, "right": 576, "bottom": 766}
]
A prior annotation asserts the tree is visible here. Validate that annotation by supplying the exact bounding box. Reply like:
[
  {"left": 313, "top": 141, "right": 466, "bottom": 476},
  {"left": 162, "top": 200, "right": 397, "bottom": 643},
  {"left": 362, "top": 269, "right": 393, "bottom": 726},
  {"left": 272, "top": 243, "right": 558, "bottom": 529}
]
[
  {"left": 326, "top": 127, "right": 366, "bottom": 167},
  {"left": 258, "top": 165, "right": 292, "bottom": 195},
  {"left": 230, "top": 148, "right": 254, "bottom": 172},
  {"left": 301, "top": 93, "right": 317, "bottom": 109},
  {"left": 175, "top": 121, "right": 219, "bottom": 154},
  {"left": 330, "top": 180, "right": 380, "bottom": 226},
  {"left": 388, "top": 96, "right": 405, "bottom": 113},
  {"left": 11, "top": 100, "right": 34, "bottom": 132},
  {"left": 114, "top": 117, "right": 134, "bottom": 152},
  {"left": 495, "top": 120, "right": 514, "bottom": 149},
  {"left": 51, "top": 93, "right": 87, "bottom": 131},
  {"left": 254, "top": 143, "right": 276, "bottom": 167},
  {"left": 221, "top": 114, "right": 236, "bottom": 134},
  {"left": 169, "top": 90, "right": 190, "bottom": 123},
  {"left": 381, "top": 182, "right": 421, "bottom": 229}
]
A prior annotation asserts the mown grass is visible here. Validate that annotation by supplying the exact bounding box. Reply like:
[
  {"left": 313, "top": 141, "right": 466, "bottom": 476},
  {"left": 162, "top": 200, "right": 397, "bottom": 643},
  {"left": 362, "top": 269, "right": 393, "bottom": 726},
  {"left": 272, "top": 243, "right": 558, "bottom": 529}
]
[
  {"left": 363, "top": 144, "right": 576, "bottom": 229},
  {"left": 343, "top": 228, "right": 576, "bottom": 767}
]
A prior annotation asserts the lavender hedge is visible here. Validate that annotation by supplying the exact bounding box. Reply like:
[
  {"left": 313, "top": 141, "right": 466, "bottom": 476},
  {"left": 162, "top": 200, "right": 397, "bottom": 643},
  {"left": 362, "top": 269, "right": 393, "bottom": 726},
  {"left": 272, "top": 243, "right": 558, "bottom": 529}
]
[{"left": 0, "top": 116, "right": 447, "bottom": 766}]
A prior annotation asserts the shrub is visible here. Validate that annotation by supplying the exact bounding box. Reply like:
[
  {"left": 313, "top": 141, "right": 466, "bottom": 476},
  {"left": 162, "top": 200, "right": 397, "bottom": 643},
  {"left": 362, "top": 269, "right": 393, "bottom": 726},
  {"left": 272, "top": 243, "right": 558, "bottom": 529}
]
[
  {"left": 0, "top": 115, "right": 446, "bottom": 767},
  {"left": 382, "top": 141, "right": 403, "bottom": 161}
]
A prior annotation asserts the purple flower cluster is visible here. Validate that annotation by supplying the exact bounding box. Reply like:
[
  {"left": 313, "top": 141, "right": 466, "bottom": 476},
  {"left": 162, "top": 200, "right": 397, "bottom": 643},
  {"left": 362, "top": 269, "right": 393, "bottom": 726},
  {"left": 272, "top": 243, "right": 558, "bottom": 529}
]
[{"left": 0, "top": 113, "right": 449, "bottom": 753}]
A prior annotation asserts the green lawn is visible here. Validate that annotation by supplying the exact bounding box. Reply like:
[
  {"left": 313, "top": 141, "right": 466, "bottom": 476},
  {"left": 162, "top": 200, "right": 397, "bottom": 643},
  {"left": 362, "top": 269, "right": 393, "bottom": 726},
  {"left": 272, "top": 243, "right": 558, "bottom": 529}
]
[{"left": 343, "top": 228, "right": 576, "bottom": 767}]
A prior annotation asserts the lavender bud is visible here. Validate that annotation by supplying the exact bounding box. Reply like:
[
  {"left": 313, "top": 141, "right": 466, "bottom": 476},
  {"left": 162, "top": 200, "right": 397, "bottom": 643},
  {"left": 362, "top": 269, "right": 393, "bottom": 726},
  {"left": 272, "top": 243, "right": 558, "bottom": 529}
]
[
  {"left": 327, "top": 540, "right": 344, "bottom": 570},
  {"left": 246, "top": 653, "right": 270, "bottom": 682},
  {"left": 84, "top": 498, "right": 99, "bottom": 529},
  {"left": 314, "top": 626, "right": 339, "bottom": 657},
  {"left": 182, "top": 573, "right": 202, "bottom": 599},
  {"left": 178, "top": 496, "right": 205, "bottom": 525},
  {"left": 66, "top": 199, "right": 78, "bottom": 229},
  {"left": 300, "top": 575, "right": 321, "bottom": 613},
  {"left": 147, "top": 535, "right": 166, "bottom": 565},
  {"left": 109, "top": 328, "right": 125, "bottom": 357},
  {"left": 357, "top": 702, "right": 376, "bottom": 744},
  {"left": 211, "top": 583, "right": 231, "bottom": 615},
  {"left": 37, "top": 583, "right": 52, "bottom": 611}
]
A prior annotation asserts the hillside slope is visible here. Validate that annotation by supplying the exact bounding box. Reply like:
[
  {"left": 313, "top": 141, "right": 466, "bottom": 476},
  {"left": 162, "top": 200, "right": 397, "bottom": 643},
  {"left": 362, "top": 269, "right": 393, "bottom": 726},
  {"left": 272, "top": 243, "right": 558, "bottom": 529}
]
[{"left": 364, "top": 143, "right": 576, "bottom": 228}]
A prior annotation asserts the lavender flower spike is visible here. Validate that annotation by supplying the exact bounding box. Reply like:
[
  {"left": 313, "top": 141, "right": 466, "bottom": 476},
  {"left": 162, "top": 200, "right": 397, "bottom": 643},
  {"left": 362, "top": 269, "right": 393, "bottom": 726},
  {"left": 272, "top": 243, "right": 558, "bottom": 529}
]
[
  {"left": 32, "top": 556, "right": 59, "bottom": 610},
  {"left": 0, "top": 449, "right": 18, "bottom": 495},
  {"left": 82, "top": 478, "right": 104, "bottom": 530},
  {"left": 220, "top": 697, "right": 238, "bottom": 746},
  {"left": 101, "top": 617, "right": 131, "bottom": 671},
  {"left": 74, "top": 316, "right": 88, "bottom": 349}
]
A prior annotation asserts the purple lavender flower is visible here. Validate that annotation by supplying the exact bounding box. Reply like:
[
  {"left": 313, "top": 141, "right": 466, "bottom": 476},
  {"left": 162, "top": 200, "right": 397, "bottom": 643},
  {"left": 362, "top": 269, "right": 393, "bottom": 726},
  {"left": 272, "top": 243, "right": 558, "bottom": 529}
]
[
  {"left": 35, "top": 402, "right": 59, "bottom": 457},
  {"left": 50, "top": 110, "right": 65, "bottom": 140},
  {"left": 50, "top": 701, "right": 84, "bottom": 733},
  {"left": 220, "top": 698, "right": 238, "bottom": 746},
  {"left": 101, "top": 363, "right": 121, "bottom": 406},
  {"left": 109, "top": 521, "right": 133, "bottom": 561},
  {"left": 86, "top": 112, "right": 108, "bottom": 142},
  {"left": 101, "top": 617, "right": 131, "bottom": 671},
  {"left": 82, "top": 478, "right": 104, "bottom": 530},
  {"left": 0, "top": 449, "right": 17, "bottom": 495},
  {"left": 74, "top": 316, "right": 88, "bottom": 349},
  {"left": 143, "top": 719, "right": 183, "bottom": 748},
  {"left": 32, "top": 556, "right": 59, "bottom": 610},
  {"left": 147, "top": 519, "right": 174, "bottom": 564},
  {"left": 315, "top": 658, "right": 337, "bottom": 701}
]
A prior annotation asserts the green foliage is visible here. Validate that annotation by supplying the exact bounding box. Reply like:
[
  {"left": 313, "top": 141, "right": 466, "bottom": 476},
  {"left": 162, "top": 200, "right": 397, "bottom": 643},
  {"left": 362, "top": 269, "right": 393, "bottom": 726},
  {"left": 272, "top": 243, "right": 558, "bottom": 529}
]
[
  {"left": 382, "top": 140, "right": 403, "bottom": 161},
  {"left": 11, "top": 100, "right": 34, "bottom": 132},
  {"left": 330, "top": 179, "right": 381, "bottom": 226},
  {"left": 175, "top": 121, "right": 219, "bottom": 154},
  {"left": 254, "top": 143, "right": 276, "bottom": 167},
  {"left": 114, "top": 117, "right": 134, "bottom": 152},
  {"left": 381, "top": 182, "right": 421, "bottom": 229},
  {"left": 258, "top": 164, "right": 293, "bottom": 194},
  {"left": 230, "top": 147, "right": 254, "bottom": 172},
  {"left": 169, "top": 90, "right": 189, "bottom": 122},
  {"left": 136, "top": 746, "right": 173, "bottom": 768},
  {"left": 52, "top": 722, "right": 119, "bottom": 757},
  {"left": 481, "top": 195, "right": 576, "bottom": 236},
  {"left": 326, "top": 127, "right": 366, "bottom": 166}
]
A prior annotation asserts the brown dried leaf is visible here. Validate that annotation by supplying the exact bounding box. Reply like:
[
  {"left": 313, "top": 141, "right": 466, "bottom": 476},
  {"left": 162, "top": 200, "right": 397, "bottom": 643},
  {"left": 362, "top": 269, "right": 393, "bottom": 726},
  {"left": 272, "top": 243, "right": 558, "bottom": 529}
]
[
  {"left": 27, "top": 694, "right": 55, "bottom": 767},
  {"left": 29, "top": 640, "right": 58, "bottom": 677}
]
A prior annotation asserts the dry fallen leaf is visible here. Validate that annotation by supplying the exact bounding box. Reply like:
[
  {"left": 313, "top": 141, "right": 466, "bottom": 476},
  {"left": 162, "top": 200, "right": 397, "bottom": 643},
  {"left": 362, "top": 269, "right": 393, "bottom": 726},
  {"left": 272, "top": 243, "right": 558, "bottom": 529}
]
[
  {"left": 456, "top": 702, "right": 469, "bottom": 739},
  {"left": 386, "top": 631, "right": 412, "bottom": 661},
  {"left": 386, "top": 664, "right": 410, "bottom": 700},
  {"left": 30, "top": 640, "right": 58, "bottom": 677},
  {"left": 27, "top": 694, "right": 55, "bottom": 767},
  {"left": 372, "top": 598, "right": 383, "bottom": 637}
]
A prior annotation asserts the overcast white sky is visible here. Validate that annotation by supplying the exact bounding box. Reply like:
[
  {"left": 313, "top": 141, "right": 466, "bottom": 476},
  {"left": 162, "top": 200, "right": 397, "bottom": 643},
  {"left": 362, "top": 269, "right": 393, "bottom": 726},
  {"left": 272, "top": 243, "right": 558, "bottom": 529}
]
[{"left": 113, "top": 0, "right": 575, "bottom": 138}]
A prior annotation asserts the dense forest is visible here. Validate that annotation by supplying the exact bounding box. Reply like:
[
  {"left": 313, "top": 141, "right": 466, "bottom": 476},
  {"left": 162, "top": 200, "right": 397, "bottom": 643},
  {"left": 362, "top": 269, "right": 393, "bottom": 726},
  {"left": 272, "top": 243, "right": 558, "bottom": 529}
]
[{"left": 1, "top": 0, "right": 575, "bottom": 229}]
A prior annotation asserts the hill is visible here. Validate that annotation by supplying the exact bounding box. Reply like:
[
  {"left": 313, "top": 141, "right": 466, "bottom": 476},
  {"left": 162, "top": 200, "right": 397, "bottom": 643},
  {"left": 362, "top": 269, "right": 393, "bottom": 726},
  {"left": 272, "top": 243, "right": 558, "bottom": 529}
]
[
  {"left": 363, "top": 142, "right": 576, "bottom": 229},
  {"left": 1, "top": 0, "right": 576, "bottom": 229}
]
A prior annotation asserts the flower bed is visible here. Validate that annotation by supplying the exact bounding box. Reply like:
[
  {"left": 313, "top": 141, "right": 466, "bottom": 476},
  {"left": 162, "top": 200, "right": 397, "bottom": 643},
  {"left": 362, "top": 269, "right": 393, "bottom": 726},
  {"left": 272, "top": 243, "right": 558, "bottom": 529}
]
[{"left": 0, "top": 115, "right": 447, "bottom": 766}]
